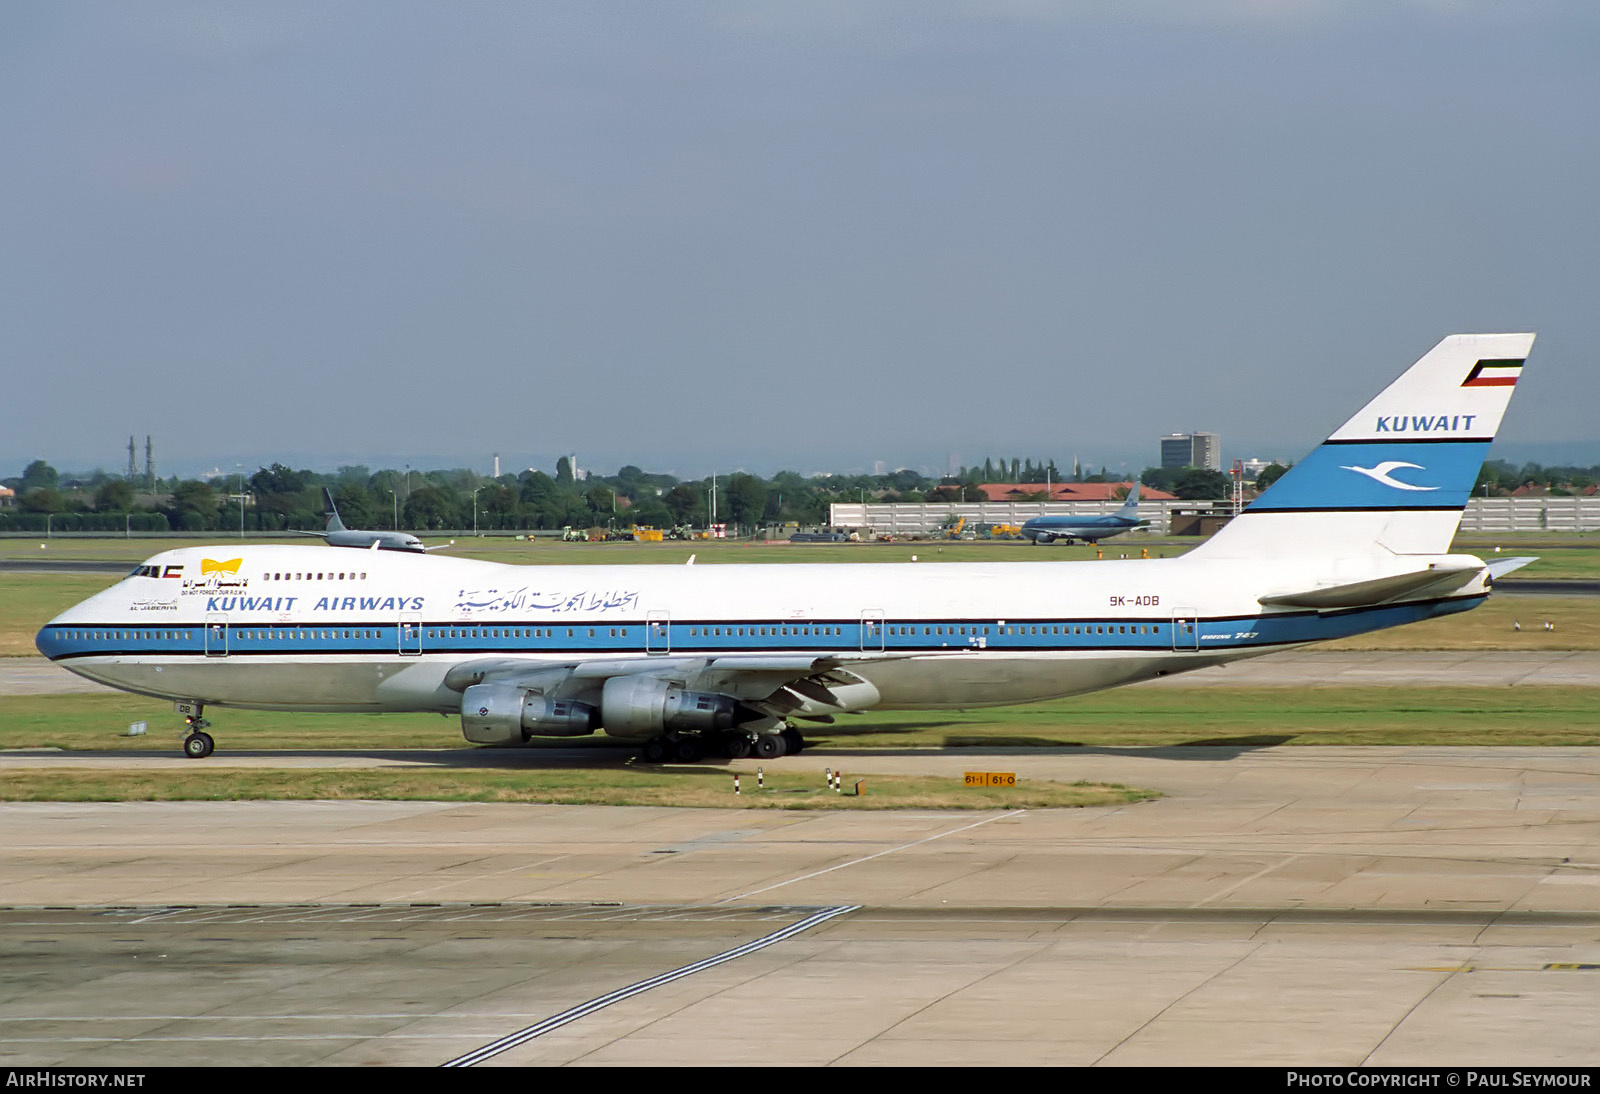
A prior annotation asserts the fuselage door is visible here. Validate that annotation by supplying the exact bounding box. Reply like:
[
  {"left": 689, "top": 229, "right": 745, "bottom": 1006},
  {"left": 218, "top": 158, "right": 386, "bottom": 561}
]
[
  {"left": 859, "top": 609, "right": 886, "bottom": 652},
  {"left": 399, "top": 613, "right": 423, "bottom": 656},
  {"left": 205, "top": 613, "right": 228, "bottom": 657},
  {"left": 647, "top": 611, "right": 671, "bottom": 654},
  {"left": 1170, "top": 608, "right": 1199, "bottom": 651}
]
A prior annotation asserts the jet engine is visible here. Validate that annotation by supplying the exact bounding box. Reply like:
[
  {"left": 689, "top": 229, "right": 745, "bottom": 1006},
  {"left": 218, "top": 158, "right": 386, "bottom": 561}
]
[
  {"left": 460, "top": 682, "right": 598, "bottom": 745},
  {"left": 599, "top": 674, "right": 739, "bottom": 739}
]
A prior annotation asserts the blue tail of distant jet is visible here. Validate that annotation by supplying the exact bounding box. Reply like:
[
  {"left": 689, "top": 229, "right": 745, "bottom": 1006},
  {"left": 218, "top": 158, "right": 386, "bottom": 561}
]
[
  {"left": 1197, "top": 333, "right": 1534, "bottom": 560},
  {"left": 1115, "top": 480, "right": 1141, "bottom": 521}
]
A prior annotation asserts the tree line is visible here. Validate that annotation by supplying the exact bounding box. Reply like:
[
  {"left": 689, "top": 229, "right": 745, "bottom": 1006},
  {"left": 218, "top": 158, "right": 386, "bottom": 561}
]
[
  {"left": 2, "top": 457, "right": 1073, "bottom": 534},
  {"left": 10, "top": 455, "right": 1586, "bottom": 535}
]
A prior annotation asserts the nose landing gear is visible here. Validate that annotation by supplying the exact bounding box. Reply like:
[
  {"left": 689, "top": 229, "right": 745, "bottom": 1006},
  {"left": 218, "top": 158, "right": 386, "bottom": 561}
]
[{"left": 178, "top": 702, "right": 214, "bottom": 759}]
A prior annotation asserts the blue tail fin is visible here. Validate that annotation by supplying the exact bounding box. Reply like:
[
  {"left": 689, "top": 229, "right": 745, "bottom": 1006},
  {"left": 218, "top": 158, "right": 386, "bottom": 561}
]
[{"left": 1117, "top": 480, "right": 1141, "bottom": 520}]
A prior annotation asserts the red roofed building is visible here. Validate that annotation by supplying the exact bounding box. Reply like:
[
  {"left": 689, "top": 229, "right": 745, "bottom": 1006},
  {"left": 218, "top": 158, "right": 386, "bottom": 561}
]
[{"left": 969, "top": 481, "right": 1176, "bottom": 502}]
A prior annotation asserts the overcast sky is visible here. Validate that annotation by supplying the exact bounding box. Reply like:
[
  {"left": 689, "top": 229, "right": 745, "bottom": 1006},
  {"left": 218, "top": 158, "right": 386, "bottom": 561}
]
[{"left": 3, "top": 1, "right": 1596, "bottom": 481}]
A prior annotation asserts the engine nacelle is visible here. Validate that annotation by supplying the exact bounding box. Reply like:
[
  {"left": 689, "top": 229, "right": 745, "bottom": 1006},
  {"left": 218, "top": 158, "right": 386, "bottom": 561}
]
[
  {"left": 460, "top": 683, "right": 598, "bottom": 744},
  {"left": 600, "top": 675, "right": 739, "bottom": 739}
]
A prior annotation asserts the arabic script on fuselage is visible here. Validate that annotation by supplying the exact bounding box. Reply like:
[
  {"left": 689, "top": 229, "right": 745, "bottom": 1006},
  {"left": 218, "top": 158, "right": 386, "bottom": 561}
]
[{"left": 453, "top": 586, "right": 641, "bottom": 614}]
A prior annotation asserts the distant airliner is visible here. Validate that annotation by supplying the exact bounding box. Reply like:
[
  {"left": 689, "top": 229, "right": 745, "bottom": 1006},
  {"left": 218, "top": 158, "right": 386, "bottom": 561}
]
[
  {"left": 38, "top": 334, "right": 1536, "bottom": 762},
  {"left": 297, "top": 487, "right": 436, "bottom": 553},
  {"left": 1021, "top": 481, "right": 1145, "bottom": 545}
]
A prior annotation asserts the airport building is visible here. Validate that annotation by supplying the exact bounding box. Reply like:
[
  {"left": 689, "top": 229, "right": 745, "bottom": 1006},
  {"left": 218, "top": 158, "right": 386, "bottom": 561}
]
[
  {"left": 827, "top": 494, "right": 1600, "bottom": 538},
  {"left": 1160, "top": 432, "right": 1220, "bottom": 471}
]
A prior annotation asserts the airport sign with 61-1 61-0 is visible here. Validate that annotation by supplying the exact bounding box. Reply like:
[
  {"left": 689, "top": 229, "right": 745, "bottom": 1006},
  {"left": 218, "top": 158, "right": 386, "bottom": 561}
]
[{"left": 964, "top": 772, "right": 1016, "bottom": 788}]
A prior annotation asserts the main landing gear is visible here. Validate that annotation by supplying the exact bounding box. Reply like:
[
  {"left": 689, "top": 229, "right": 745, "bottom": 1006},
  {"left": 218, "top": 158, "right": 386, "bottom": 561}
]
[
  {"left": 638, "top": 726, "right": 806, "bottom": 764},
  {"left": 179, "top": 703, "right": 215, "bottom": 759}
]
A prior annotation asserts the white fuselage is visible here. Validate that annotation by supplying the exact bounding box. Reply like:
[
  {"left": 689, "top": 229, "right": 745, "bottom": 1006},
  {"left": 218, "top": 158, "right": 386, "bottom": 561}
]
[{"left": 38, "top": 543, "right": 1489, "bottom": 720}]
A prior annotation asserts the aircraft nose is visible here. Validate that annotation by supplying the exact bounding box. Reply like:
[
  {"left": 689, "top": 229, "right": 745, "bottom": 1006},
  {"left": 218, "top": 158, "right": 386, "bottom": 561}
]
[
  {"left": 36, "top": 601, "right": 88, "bottom": 661},
  {"left": 35, "top": 616, "right": 61, "bottom": 660}
]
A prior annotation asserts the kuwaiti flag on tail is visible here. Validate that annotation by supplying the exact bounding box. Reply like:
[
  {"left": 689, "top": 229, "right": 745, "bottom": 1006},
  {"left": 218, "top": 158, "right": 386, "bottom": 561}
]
[
  {"left": 1461, "top": 358, "right": 1525, "bottom": 387},
  {"left": 1196, "top": 333, "right": 1535, "bottom": 560}
]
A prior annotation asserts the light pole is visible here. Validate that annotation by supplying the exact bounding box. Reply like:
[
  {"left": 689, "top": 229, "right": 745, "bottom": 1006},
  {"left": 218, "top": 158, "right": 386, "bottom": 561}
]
[
  {"left": 390, "top": 487, "right": 399, "bottom": 531},
  {"left": 472, "top": 486, "right": 483, "bottom": 536},
  {"left": 236, "top": 464, "right": 245, "bottom": 538}
]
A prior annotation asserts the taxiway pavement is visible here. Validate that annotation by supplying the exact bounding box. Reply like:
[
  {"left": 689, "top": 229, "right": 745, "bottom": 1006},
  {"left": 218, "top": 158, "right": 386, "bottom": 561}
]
[{"left": 3, "top": 743, "right": 1598, "bottom": 1066}]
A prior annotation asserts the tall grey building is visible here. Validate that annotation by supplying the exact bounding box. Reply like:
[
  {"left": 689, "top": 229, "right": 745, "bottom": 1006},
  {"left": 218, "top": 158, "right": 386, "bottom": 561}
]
[{"left": 1160, "top": 432, "right": 1220, "bottom": 471}]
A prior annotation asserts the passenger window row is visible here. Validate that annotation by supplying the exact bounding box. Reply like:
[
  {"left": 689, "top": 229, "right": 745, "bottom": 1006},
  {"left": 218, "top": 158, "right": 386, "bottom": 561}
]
[
  {"left": 59, "top": 621, "right": 1182, "bottom": 645},
  {"left": 263, "top": 572, "right": 366, "bottom": 581}
]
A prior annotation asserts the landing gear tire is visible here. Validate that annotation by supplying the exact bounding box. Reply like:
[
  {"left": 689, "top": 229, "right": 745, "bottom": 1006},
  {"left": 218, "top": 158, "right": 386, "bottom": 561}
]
[
  {"left": 780, "top": 727, "right": 805, "bottom": 755},
  {"left": 724, "top": 733, "right": 753, "bottom": 760},
  {"left": 754, "top": 734, "right": 787, "bottom": 759},
  {"left": 673, "top": 738, "right": 705, "bottom": 763},
  {"left": 640, "top": 737, "right": 671, "bottom": 764},
  {"left": 183, "top": 732, "right": 214, "bottom": 759}
]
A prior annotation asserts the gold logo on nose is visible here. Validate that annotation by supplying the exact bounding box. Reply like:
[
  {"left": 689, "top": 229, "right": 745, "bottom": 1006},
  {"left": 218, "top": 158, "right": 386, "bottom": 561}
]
[{"left": 201, "top": 558, "right": 242, "bottom": 575}]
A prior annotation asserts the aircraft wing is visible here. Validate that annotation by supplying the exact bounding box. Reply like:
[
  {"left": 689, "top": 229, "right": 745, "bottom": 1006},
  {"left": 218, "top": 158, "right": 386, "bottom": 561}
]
[
  {"left": 443, "top": 651, "right": 907, "bottom": 716},
  {"left": 1257, "top": 563, "right": 1482, "bottom": 610}
]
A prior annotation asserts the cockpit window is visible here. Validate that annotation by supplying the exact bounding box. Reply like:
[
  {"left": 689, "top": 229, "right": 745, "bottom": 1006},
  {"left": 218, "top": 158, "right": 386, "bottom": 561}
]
[{"left": 127, "top": 564, "right": 160, "bottom": 578}]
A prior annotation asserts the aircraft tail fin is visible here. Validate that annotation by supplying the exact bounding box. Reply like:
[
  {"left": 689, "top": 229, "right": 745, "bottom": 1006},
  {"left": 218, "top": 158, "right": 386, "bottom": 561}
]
[
  {"left": 322, "top": 487, "right": 347, "bottom": 533},
  {"left": 1116, "top": 480, "right": 1141, "bottom": 520},
  {"left": 1194, "top": 333, "right": 1534, "bottom": 560}
]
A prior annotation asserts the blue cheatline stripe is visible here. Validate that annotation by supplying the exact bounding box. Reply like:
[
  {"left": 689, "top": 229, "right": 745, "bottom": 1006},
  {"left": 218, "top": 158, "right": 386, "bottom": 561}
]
[
  {"left": 439, "top": 904, "right": 860, "bottom": 1068},
  {"left": 36, "top": 593, "right": 1486, "bottom": 662}
]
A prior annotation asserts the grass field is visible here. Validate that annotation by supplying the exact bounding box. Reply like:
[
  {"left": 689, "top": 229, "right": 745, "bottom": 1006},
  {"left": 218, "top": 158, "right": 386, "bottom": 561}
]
[
  {"left": 5, "top": 531, "right": 1600, "bottom": 577},
  {"left": 6, "top": 685, "right": 1598, "bottom": 754},
  {"left": 0, "top": 765, "right": 1154, "bottom": 810}
]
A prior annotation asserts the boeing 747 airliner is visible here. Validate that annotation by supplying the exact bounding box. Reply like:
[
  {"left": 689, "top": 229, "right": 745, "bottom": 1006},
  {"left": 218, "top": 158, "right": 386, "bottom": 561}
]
[{"left": 37, "top": 334, "right": 1536, "bottom": 761}]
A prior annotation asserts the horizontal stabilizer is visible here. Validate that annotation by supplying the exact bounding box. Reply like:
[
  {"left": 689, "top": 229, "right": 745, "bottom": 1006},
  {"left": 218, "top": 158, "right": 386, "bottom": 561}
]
[
  {"left": 1258, "top": 563, "right": 1481, "bottom": 609},
  {"left": 1486, "top": 555, "right": 1538, "bottom": 580}
]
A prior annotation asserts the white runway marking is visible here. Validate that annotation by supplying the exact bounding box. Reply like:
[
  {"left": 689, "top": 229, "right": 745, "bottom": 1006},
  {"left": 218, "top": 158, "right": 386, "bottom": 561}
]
[
  {"left": 440, "top": 903, "right": 860, "bottom": 1067},
  {"left": 715, "top": 809, "right": 1027, "bottom": 904}
]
